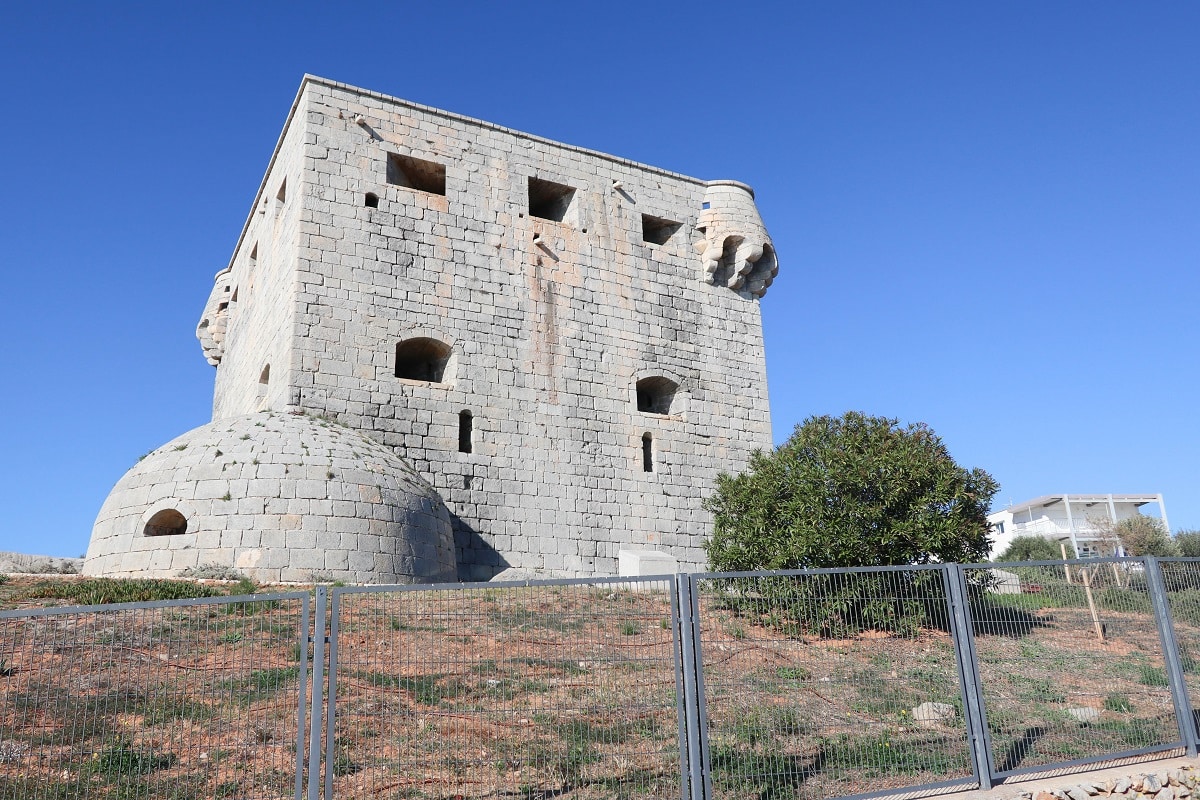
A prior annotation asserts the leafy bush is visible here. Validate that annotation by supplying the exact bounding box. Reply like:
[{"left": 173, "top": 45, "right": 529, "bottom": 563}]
[
  {"left": 995, "top": 536, "right": 1075, "bottom": 562},
  {"left": 83, "top": 743, "right": 175, "bottom": 779},
  {"left": 1114, "top": 517, "right": 1179, "bottom": 557},
  {"left": 704, "top": 412, "right": 996, "bottom": 636},
  {"left": 706, "top": 413, "right": 997, "bottom": 574},
  {"left": 1175, "top": 530, "right": 1200, "bottom": 557}
]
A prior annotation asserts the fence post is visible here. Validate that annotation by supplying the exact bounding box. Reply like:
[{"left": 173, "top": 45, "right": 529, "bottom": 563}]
[
  {"left": 1144, "top": 557, "right": 1198, "bottom": 757},
  {"left": 677, "top": 575, "right": 710, "bottom": 800},
  {"left": 944, "top": 564, "right": 994, "bottom": 790},
  {"left": 293, "top": 594, "right": 313, "bottom": 800},
  {"left": 306, "top": 586, "right": 327, "bottom": 800}
]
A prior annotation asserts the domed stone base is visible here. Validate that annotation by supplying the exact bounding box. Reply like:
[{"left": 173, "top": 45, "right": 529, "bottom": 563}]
[{"left": 85, "top": 411, "right": 456, "bottom": 584}]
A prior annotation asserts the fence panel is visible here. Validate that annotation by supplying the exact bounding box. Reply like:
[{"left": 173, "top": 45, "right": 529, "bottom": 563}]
[
  {"left": 0, "top": 592, "right": 312, "bottom": 800},
  {"left": 964, "top": 559, "right": 1182, "bottom": 779},
  {"left": 1154, "top": 558, "right": 1200, "bottom": 744},
  {"left": 690, "top": 568, "right": 976, "bottom": 800},
  {"left": 326, "top": 577, "right": 684, "bottom": 800}
]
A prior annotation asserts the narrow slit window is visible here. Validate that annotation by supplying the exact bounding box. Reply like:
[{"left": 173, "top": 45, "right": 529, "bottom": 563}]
[
  {"left": 642, "top": 433, "right": 654, "bottom": 473},
  {"left": 386, "top": 153, "right": 446, "bottom": 195},
  {"left": 276, "top": 178, "right": 287, "bottom": 206},
  {"left": 259, "top": 364, "right": 270, "bottom": 385},
  {"left": 248, "top": 244, "right": 258, "bottom": 292},
  {"left": 528, "top": 176, "right": 576, "bottom": 222},
  {"left": 459, "top": 410, "right": 473, "bottom": 454},
  {"left": 365, "top": 192, "right": 379, "bottom": 208},
  {"left": 642, "top": 214, "right": 681, "bottom": 245}
]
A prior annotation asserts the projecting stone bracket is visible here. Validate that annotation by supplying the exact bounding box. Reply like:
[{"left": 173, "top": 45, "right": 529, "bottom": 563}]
[{"left": 694, "top": 180, "right": 779, "bottom": 299}]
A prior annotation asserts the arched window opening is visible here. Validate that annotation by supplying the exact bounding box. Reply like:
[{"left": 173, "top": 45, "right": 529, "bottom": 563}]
[
  {"left": 365, "top": 192, "right": 379, "bottom": 208},
  {"left": 395, "top": 338, "right": 452, "bottom": 382},
  {"left": 459, "top": 410, "right": 473, "bottom": 454},
  {"left": 642, "top": 433, "right": 654, "bottom": 473},
  {"left": 144, "top": 509, "right": 187, "bottom": 537},
  {"left": 636, "top": 376, "right": 680, "bottom": 415}
]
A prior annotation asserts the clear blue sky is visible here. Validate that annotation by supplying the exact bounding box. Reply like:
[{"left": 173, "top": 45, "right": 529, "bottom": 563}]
[{"left": 1, "top": 2, "right": 1196, "bottom": 557}]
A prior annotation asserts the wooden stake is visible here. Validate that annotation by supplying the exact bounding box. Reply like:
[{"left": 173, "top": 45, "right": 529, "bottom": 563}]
[{"left": 1081, "top": 565, "right": 1105, "bottom": 642}]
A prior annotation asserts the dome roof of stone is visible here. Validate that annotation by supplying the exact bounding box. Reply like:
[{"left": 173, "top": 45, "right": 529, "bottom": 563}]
[{"left": 85, "top": 411, "right": 455, "bottom": 584}]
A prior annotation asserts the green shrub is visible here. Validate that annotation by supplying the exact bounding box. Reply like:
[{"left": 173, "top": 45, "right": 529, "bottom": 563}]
[
  {"left": 705, "top": 412, "right": 996, "bottom": 573},
  {"left": 83, "top": 743, "right": 175, "bottom": 779},
  {"left": 995, "top": 536, "right": 1075, "bottom": 562},
  {"left": 22, "top": 578, "right": 223, "bottom": 605},
  {"left": 1104, "top": 693, "right": 1133, "bottom": 713},
  {"left": 1115, "top": 517, "right": 1179, "bottom": 557},
  {"left": 1138, "top": 664, "right": 1169, "bottom": 687},
  {"left": 1175, "top": 530, "right": 1200, "bottom": 558}
]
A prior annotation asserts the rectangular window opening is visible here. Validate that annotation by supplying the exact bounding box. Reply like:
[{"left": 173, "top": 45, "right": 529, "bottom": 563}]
[
  {"left": 528, "top": 176, "right": 576, "bottom": 222},
  {"left": 642, "top": 433, "right": 653, "bottom": 473},
  {"left": 387, "top": 153, "right": 447, "bottom": 196},
  {"left": 642, "top": 214, "right": 681, "bottom": 245}
]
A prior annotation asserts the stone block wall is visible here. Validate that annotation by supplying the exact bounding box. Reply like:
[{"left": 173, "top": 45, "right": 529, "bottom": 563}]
[
  {"left": 206, "top": 76, "right": 777, "bottom": 579},
  {"left": 205, "top": 92, "right": 309, "bottom": 419}
]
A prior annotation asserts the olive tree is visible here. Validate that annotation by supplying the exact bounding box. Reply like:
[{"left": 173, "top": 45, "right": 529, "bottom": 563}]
[
  {"left": 1113, "top": 516, "right": 1178, "bottom": 557},
  {"left": 1175, "top": 530, "right": 1200, "bottom": 558}
]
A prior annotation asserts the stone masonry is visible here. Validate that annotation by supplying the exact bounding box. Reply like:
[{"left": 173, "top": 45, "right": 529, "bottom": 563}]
[
  {"left": 89, "top": 75, "right": 779, "bottom": 582},
  {"left": 86, "top": 412, "right": 456, "bottom": 584}
]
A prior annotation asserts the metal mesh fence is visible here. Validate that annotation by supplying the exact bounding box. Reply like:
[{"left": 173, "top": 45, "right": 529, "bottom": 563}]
[
  {"left": 0, "top": 592, "right": 311, "bottom": 800},
  {"left": 4, "top": 563, "right": 1197, "bottom": 800},
  {"left": 325, "top": 578, "right": 684, "bottom": 800},
  {"left": 964, "top": 559, "right": 1180, "bottom": 778},
  {"left": 690, "top": 568, "right": 975, "bottom": 800},
  {"left": 1155, "top": 558, "right": 1200, "bottom": 741}
]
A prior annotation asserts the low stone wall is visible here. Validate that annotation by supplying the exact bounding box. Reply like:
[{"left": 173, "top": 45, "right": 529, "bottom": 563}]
[
  {"left": 1008, "top": 764, "right": 1198, "bottom": 800},
  {"left": 0, "top": 551, "right": 80, "bottom": 574}
]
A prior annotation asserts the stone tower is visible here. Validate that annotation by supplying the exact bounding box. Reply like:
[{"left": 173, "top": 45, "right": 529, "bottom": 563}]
[{"left": 87, "top": 76, "right": 779, "bottom": 583}]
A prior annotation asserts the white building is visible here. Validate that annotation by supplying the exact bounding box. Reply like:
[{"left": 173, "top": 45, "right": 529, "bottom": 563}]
[{"left": 988, "top": 493, "right": 1170, "bottom": 560}]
